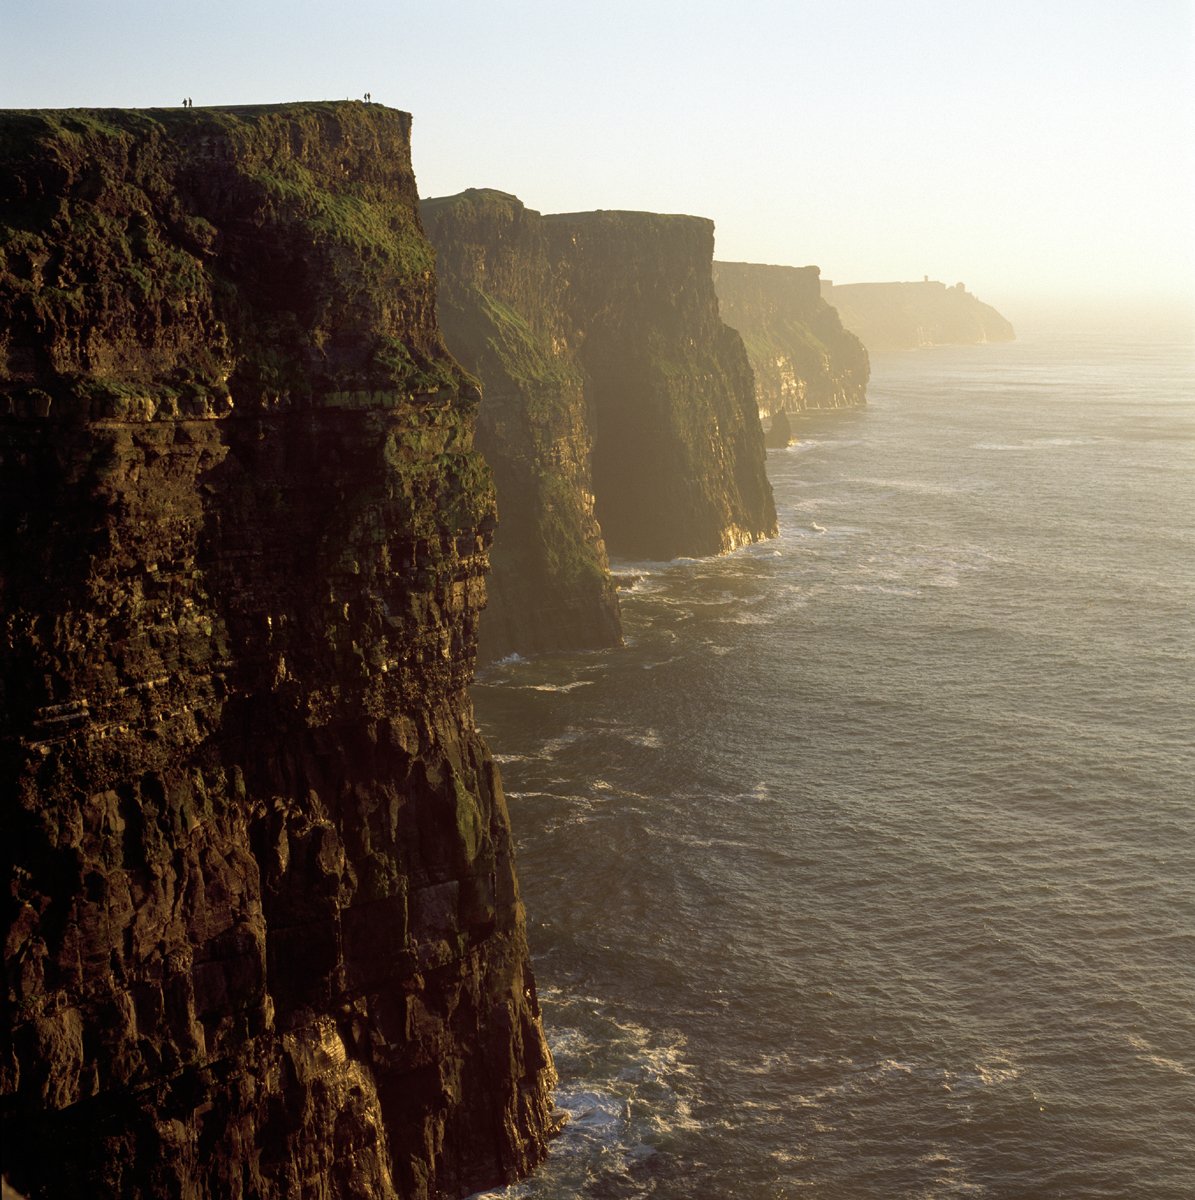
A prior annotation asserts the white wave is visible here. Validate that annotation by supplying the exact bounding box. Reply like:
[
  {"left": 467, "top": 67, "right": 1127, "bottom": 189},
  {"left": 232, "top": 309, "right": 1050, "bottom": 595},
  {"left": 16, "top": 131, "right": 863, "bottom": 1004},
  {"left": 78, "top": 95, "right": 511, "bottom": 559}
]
[
  {"left": 1034, "top": 435, "right": 1107, "bottom": 446},
  {"left": 722, "top": 610, "right": 771, "bottom": 625},
  {"left": 1127, "top": 1033, "right": 1193, "bottom": 1076},
  {"left": 622, "top": 728, "right": 664, "bottom": 748},
  {"left": 529, "top": 680, "right": 594, "bottom": 693},
  {"left": 847, "top": 583, "right": 922, "bottom": 597},
  {"left": 1141, "top": 1053, "right": 1193, "bottom": 1077},
  {"left": 845, "top": 475, "right": 975, "bottom": 496},
  {"left": 639, "top": 655, "right": 683, "bottom": 670},
  {"left": 972, "top": 1054, "right": 1022, "bottom": 1087},
  {"left": 771, "top": 1148, "right": 814, "bottom": 1166},
  {"left": 537, "top": 727, "right": 587, "bottom": 755},
  {"left": 973, "top": 435, "right": 1107, "bottom": 451},
  {"left": 875, "top": 1058, "right": 916, "bottom": 1076}
]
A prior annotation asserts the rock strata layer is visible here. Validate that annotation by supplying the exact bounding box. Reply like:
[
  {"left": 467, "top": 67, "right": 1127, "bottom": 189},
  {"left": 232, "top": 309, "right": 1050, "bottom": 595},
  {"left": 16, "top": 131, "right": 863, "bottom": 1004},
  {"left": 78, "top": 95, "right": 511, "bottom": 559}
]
[
  {"left": 1, "top": 103, "right": 554, "bottom": 1199},
  {"left": 420, "top": 190, "right": 621, "bottom": 663},
  {"left": 713, "top": 261, "right": 869, "bottom": 438},
  {"left": 820, "top": 279, "right": 1015, "bottom": 351}
]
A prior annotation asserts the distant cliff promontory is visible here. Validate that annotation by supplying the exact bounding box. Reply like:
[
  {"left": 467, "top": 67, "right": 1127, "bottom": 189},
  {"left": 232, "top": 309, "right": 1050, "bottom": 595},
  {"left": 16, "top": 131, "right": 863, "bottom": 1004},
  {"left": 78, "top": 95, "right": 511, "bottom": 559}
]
[
  {"left": 714, "top": 261, "right": 869, "bottom": 445},
  {"left": 1, "top": 104, "right": 554, "bottom": 1199},
  {"left": 421, "top": 189, "right": 621, "bottom": 662},
  {"left": 821, "top": 279, "right": 1015, "bottom": 351},
  {"left": 424, "top": 189, "right": 777, "bottom": 658},
  {"left": 542, "top": 209, "right": 776, "bottom": 562}
]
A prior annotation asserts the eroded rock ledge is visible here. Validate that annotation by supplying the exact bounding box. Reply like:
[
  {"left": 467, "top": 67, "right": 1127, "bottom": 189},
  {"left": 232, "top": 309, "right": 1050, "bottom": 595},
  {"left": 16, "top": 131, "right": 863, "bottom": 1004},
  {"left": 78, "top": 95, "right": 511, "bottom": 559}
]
[{"left": 1, "top": 103, "right": 554, "bottom": 1199}]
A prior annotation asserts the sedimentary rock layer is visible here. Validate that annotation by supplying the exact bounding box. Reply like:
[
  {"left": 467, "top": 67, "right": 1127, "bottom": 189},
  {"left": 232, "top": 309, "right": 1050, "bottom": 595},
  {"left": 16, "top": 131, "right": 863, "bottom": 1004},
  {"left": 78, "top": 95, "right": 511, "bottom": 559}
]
[
  {"left": 713, "top": 261, "right": 869, "bottom": 431},
  {"left": 820, "top": 279, "right": 1015, "bottom": 351},
  {"left": 421, "top": 190, "right": 621, "bottom": 662},
  {"left": 1, "top": 103, "right": 554, "bottom": 1199}
]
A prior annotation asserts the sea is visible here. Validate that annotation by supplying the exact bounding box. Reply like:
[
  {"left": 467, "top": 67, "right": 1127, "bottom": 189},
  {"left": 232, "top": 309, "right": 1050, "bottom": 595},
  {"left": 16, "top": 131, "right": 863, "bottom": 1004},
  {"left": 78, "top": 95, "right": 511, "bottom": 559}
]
[{"left": 472, "top": 318, "right": 1195, "bottom": 1199}]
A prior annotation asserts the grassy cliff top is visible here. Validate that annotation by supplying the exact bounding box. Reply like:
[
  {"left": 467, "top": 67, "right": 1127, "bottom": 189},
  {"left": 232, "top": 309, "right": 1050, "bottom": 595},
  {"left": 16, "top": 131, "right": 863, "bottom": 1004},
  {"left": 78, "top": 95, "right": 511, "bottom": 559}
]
[{"left": 1, "top": 101, "right": 464, "bottom": 415}]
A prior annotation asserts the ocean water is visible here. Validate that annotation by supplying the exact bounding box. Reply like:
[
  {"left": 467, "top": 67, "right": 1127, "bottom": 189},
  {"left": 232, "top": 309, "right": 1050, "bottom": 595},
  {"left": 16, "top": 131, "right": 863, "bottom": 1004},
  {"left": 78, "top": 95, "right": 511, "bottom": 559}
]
[{"left": 472, "top": 322, "right": 1195, "bottom": 1199}]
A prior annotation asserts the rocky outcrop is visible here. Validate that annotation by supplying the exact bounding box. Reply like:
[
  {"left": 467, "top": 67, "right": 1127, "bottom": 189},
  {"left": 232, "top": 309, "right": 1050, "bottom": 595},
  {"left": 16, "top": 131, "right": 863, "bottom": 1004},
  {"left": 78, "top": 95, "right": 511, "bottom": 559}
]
[
  {"left": 713, "top": 261, "right": 869, "bottom": 440},
  {"left": 541, "top": 210, "right": 776, "bottom": 562},
  {"left": 820, "top": 279, "right": 1015, "bottom": 351},
  {"left": 1, "top": 103, "right": 554, "bottom": 1199},
  {"left": 420, "top": 190, "right": 621, "bottom": 663}
]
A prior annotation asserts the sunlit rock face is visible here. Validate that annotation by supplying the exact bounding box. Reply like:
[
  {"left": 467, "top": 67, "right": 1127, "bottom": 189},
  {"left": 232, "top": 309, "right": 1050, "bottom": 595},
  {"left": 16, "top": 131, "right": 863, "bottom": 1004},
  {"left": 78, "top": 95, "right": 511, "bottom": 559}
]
[
  {"left": 541, "top": 210, "right": 777, "bottom": 562},
  {"left": 421, "top": 189, "right": 622, "bottom": 663},
  {"left": 820, "top": 279, "right": 1015, "bottom": 351},
  {"left": 0, "top": 103, "right": 554, "bottom": 1199},
  {"left": 713, "top": 261, "right": 870, "bottom": 435}
]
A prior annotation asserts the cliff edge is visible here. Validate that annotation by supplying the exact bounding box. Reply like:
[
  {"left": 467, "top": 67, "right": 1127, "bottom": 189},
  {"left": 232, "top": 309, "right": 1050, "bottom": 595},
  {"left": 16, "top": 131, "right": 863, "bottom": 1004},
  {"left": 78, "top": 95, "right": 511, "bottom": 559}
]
[{"left": 1, "top": 103, "right": 554, "bottom": 1199}]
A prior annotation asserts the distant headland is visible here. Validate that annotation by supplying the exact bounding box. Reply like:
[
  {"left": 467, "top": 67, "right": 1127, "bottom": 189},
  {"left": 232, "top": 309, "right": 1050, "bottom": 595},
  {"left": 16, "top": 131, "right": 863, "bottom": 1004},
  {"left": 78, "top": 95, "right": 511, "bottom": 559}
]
[{"left": 821, "top": 278, "right": 1015, "bottom": 351}]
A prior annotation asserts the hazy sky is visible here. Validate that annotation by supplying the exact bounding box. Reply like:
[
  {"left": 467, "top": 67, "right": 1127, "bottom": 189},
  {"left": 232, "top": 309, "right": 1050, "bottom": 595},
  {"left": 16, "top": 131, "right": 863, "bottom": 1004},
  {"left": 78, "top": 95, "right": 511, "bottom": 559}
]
[{"left": 3, "top": 1, "right": 1193, "bottom": 318}]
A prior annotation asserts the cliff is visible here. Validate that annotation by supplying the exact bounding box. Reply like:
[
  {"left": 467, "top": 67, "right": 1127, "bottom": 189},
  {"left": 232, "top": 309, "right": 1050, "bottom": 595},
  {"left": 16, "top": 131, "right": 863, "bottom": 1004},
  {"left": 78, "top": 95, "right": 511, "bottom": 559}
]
[
  {"left": 820, "top": 279, "right": 1015, "bottom": 351},
  {"left": 422, "top": 192, "right": 775, "bottom": 654},
  {"left": 420, "top": 190, "right": 621, "bottom": 663},
  {"left": 540, "top": 210, "right": 776, "bottom": 562},
  {"left": 713, "top": 261, "right": 869, "bottom": 440},
  {"left": 0, "top": 104, "right": 555, "bottom": 1198}
]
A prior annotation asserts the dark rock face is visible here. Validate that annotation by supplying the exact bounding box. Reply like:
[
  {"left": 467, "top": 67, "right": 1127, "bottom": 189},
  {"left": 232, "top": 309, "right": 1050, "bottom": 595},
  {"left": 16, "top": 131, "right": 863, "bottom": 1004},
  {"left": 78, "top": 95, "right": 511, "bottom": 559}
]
[
  {"left": 1, "top": 104, "right": 554, "bottom": 1199},
  {"left": 762, "top": 409, "right": 794, "bottom": 450},
  {"left": 713, "top": 261, "right": 869, "bottom": 427},
  {"left": 820, "top": 279, "right": 1015, "bottom": 351},
  {"left": 540, "top": 211, "right": 776, "bottom": 562},
  {"left": 420, "top": 190, "right": 621, "bottom": 663}
]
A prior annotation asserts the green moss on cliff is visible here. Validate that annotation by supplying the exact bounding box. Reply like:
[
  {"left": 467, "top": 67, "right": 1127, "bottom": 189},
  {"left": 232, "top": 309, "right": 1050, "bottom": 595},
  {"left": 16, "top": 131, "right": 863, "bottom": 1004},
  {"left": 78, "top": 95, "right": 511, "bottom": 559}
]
[
  {"left": 0, "top": 103, "right": 460, "bottom": 411},
  {"left": 475, "top": 290, "right": 576, "bottom": 395}
]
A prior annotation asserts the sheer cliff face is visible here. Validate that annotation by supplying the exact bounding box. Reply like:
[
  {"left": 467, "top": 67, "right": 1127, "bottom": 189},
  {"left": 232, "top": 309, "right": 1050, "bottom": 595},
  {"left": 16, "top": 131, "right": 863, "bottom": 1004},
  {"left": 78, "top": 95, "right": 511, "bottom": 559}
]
[
  {"left": 1, "top": 105, "right": 554, "bottom": 1199},
  {"left": 541, "top": 211, "right": 777, "bottom": 562},
  {"left": 820, "top": 280, "right": 1015, "bottom": 351},
  {"left": 422, "top": 193, "right": 775, "bottom": 656},
  {"left": 712, "top": 262, "right": 870, "bottom": 425},
  {"left": 420, "top": 190, "right": 621, "bottom": 663}
]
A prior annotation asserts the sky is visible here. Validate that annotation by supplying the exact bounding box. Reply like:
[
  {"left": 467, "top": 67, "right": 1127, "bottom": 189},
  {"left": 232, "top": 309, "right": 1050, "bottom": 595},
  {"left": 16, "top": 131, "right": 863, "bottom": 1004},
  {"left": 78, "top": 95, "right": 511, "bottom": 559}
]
[{"left": 3, "top": 1, "right": 1193, "bottom": 321}]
